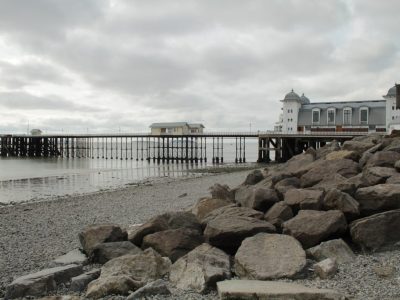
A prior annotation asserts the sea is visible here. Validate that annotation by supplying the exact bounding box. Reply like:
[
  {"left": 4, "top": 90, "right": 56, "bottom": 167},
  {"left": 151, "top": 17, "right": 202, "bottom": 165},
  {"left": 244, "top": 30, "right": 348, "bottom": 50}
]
[{"left": 0, "top": 140, "right": 260, "bottom": 204}]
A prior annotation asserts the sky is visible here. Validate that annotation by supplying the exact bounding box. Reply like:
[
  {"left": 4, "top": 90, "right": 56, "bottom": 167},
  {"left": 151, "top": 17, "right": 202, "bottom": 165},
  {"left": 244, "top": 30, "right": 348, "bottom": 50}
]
[{"left": 0, "top": 0, "right": 399, "bottom": 134}]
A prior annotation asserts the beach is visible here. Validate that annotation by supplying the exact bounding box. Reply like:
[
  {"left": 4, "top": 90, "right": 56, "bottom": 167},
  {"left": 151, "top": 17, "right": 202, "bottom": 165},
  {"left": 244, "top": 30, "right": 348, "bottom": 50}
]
[{"left": 0, "top": 170, "right": 250, "bottom": 297}]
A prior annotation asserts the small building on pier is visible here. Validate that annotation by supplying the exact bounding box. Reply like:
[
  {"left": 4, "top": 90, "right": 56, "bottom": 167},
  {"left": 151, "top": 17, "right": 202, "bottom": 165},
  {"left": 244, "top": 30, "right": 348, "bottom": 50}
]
[
  {"left": 150, "top": 122, "right": 204, "bottom": 135},
  {"left": 276, "top": 84, "right": 400, "bottom": 134}
]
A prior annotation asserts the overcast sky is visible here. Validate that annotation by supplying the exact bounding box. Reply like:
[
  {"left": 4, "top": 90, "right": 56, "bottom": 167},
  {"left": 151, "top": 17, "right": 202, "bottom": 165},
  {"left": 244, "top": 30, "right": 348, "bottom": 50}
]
[{"left": 0, "top": 0, "right": 399, "bottom": 133}]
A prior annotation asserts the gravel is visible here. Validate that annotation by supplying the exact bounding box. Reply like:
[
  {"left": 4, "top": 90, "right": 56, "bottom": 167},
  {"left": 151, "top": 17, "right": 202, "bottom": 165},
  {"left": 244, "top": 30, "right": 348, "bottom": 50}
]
[{"left": 0, "top": 170, "right": 249, "bottom": 298}]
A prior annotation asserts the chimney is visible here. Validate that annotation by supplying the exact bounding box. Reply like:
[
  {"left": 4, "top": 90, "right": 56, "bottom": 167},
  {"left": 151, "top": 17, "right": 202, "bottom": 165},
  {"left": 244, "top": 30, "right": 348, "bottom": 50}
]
[{"left": 397, "top": 83, "right": 400, "bottom": 109}]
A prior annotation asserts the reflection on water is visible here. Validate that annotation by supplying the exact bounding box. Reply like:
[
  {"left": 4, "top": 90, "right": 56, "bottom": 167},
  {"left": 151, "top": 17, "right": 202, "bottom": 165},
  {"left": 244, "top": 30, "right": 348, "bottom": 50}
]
[{"left": 0, "top": 141, "right": 259, "bottom": 203}]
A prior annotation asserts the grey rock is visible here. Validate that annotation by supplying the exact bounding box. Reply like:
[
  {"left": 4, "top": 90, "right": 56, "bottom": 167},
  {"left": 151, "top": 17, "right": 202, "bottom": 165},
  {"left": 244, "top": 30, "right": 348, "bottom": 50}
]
[
  {"left": 342, "top": 140, "right": 375, "bottom": 154},
  {"left": 91, "top": 241, "right": 142, "bottom": 264},
  {"left": 281, "top": 150, "right": 317, "bottom": 177},
  {"left": 200, "top": 205, "right": 263, "bottom": 227},
  {"left": 313, "top": 174, "right": 357, "bottom": 196},
  {"left": 86, "top": 275, "right": 142, "bottom": 299},
  {"left": 191, "top": 197, "right": 232, "bottom": 221},
  {"left": 350, "top": 209, "right": 400, "bottom": 251},
  {"left": 204, "top": 216, "right": 275, "bottom": 254},
  {"left": 70, "top": 268, "right": 100, "bottom": 292},
  {"left": 235, "top": 186, "right": 279, "bottom": 212},
  {"left": 51, "top": 249, "right": 87, "bottom": 266},
  {"left": 395, "top": 160, "right": 400, "bottom": 172},
  {"left": 314, "top": 258, "right": 337, "bottom": 279},
  {"left": 383, "top": 138, "right": 400, "bottom": 153},
  {"left": 306, "top": 239, "right": 355, "bottom": 264},
  {"left": 274, "top": 176, "right": 301, "bottom": 198},
  {"left": 365, "top": 151, "right": 400, "bottom": 168},
  {"left": 209, "top": 183, "right": 234, "bottom": 201},
  {"left": 234, "top": 233, "right": 306, "bottom": 280},
  {"left": 142, "top": 228, "right": 204, "bottom": 262},
  {"left": 79, "top": 224, "right": 127, "bottom": 255},
  {"left": 355, "top": 184, "right": 400, "bottom": 215},
  {"left": 361, "top": 167, "right": 397, "bottom": 187},
  {"left": 169, "top": 243, "right": 231, "bottom": 293},
  {"left": 284, "top": 188, "right": 324, "bottom": 212},
  {"left": 126, "top": 279, "right": 171, "bottom": 299},
  {"left": 283, "top": 210, "right": 347, "bottom": 249},
  {"left": 264, "top": 202, "right": 293, "bottom": 228},
  {"left": 326, "top": 150, "right": 360, "bottom": 162},
  {"left": 217, "top": 280, "right": 345, "bottom": 300},
  {"left": 243, "top": 169, "right": 264, "bottom": 185},
  {"left": 386, "top": 173, "right": 400, "bottom": 184},
  {"left": 6, "top": 264, "right": 83, "bottom": 299},
  {"left": 322, "top": 189, "right": 360, "bottom": 220},
  {"left": 316, "top": 140, "right": 341, "bottom": 159}
]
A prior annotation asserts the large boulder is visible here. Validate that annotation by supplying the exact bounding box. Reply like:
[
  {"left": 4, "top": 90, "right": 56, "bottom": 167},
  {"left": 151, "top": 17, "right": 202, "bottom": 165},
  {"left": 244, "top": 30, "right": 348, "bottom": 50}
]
[
  {"left": 126, "top": 279, "right": 171, "bottom": 300},
  {"left": 354, "top": 184, "right": 400, "bottom": 215},
  {"left": 387, "top": 174, "right": 400, "bottom": 184},
  {"left": 204, "top": 216, "right": 275, "bottom": 254},
  {"left": 300, "top": 159, "right": 359, "bottom": 188},
  {"left": 91, "top": 241, "right": 142, "bottom": 264},
  {"left": 365, "top": 151, "right": 400, "bottom": 168},
  {"left": 326, "top": 150, "right": 360, "bottom": 162},
  {"left": 86, "top": 275, "right": 143, "bottom": 299},
  {"left": 51, "top": 249, "right": 87, "bottom": 266},
  {"left": 6, "top": 264, "right": 83, "bottom": 299},
  {"left": 243, "top": 169, "right": 264, "bottom": 185},
  {"left": 79, "top": 224, "right": 127, "bottom": 255},
  {"left": 191, "top": 197, "right": 232, "bottom": 221},
  {"left": 306, "top": 239, "right": 355, "bottom": 264},
  {"left": 350, "top": 209, "right": 400, "bottom": 251},
  {"left": 129, "top": 212, "right": 201, "bottom": 246},
  {"left": 234, "top": 233, "right": 306, "bottom": 280},
  {"left": 264, "top": 202, "right": 293, "bottom": 228},
  {"left": 282, "top": 210, "right": 347, "bottom": 249},
  {"left": 142, "top": 228, "right": 204, "bottom": 262},
  {"left": 383, "top": 138, "right": 400, "bottom": 153},
  {"left": 315, "top": 141, "right": 340, "bottom": 159},
  {"left": 322, "top": 189, "right": 360, "bottom": 220},
  {"left": 314, "top": 258, "right": 337, "bottom": 279},
  {"left": 395, "top": 160, "right": 400, "bottom": 172},
  {"left": 201, "top": 205, "right": 264, "bottom": 227},
  {"left": 313, "top": 174, "right": 357, "bottom": 196},
  {"left": 284, "top": 189, "right": 324, "bottom": 212},
  {"left": 235, "top": 186, "right": 279, "bottom": 212},
  {"left": 217, "top": 280, "right": 345, "bottom": 300},
  {"left": 100, "top": 248, "right": 171, "bottom": 282},
  {"left": 342, "top": 140, "right": 375, "bottom": 154},
  {"left": 209, "top": 183, "right": 234, "bottom": 200},
  {"left": 70, "top": 269, "right": 101, "bottom": 292},
  {"left": 360, "top": 167, "right": 397, "bottom": 187},
  {"left": 169, "top": 243, "right": 231, "bottom": 293},
  {"left": 274, "top": 177, "right": 301, "bottom": 199}
]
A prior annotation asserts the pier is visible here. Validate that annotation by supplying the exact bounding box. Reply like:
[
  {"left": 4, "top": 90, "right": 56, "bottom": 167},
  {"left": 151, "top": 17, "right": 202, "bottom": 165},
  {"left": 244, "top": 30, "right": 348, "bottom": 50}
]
[{"left": 0, "top": 132, "right": 257, "bottom": 164}]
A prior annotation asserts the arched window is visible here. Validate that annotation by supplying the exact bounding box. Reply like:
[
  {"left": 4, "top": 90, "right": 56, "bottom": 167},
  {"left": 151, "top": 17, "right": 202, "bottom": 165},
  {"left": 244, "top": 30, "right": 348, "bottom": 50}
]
[
  {"left": 312, "top": 108, "right": 320, "bottom": 124},
  {"left": 359, "top": 107, "right": 369, "bottom": 124},
  {"left": 343, "top": 107, "right": 352, "bottom": 125},
  {"left": 327, "top": 108, "right": 335, "bottom": 124}
]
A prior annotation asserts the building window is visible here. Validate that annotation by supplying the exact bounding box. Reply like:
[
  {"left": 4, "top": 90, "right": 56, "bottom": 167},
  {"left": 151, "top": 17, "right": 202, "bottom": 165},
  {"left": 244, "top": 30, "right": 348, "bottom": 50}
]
[
  {"left": 312, "top": 109, "right": 320, "bottom": 124},
  {"left": 343, "top": 108, "right": 352, "bottom": 125},
  {"left": 327, "top": 108, "right": 335, "bottom": 124},
  {"left": 360, "top": 107, "right": 368, "bottom": 124}
]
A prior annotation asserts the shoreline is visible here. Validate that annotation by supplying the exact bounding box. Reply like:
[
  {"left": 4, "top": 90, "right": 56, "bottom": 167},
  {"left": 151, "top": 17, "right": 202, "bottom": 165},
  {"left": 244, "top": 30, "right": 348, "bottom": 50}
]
[{"left": 0, "top": 169, "right": 253, "bottom": 296}]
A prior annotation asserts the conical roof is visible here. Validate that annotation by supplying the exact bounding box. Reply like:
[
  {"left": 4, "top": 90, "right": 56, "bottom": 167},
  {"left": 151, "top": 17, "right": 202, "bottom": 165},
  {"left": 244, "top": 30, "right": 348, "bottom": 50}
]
[
  {"left": 386, "top": 85, "right": 396, "bottom": 97},
  {"left": 300, "top": 93, "right": 310, "bottom": 104},
  {"left": 283, "top": 89, "right": 301, "bottom": 101}
]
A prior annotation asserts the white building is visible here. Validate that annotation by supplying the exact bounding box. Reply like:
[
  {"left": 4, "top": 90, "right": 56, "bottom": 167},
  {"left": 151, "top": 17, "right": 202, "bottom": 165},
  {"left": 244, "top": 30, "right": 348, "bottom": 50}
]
[
  {"left": 150, "top": 122, "right": 205, "bottom": 135},
  {"left": 276, "top": 84, "right": 400, "bottom": 134}
]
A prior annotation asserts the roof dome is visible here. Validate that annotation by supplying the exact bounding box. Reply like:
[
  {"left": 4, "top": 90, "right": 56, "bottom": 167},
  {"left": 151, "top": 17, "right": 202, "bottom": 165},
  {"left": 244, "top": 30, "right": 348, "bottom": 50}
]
[
  {"left": 386, "top": 85, "right": 396, "bottom": 97},
  {"left": 300, "top": 93, "right": 310, "bottom": 104},
  {"left": 284, "top": 89, "right": 301, "bottom": 101}
]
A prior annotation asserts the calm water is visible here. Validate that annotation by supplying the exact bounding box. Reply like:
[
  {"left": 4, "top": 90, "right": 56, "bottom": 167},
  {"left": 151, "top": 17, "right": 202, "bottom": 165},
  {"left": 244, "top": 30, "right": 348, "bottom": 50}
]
[{"left": 0, "top": 140, "right": 259, "bottom": 203}]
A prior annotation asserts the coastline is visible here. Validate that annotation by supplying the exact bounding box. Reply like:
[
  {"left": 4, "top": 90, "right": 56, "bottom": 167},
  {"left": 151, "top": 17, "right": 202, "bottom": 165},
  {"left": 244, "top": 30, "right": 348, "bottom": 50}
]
[{"left": 0, "top": 169, "right": 253, "bottom": 296}]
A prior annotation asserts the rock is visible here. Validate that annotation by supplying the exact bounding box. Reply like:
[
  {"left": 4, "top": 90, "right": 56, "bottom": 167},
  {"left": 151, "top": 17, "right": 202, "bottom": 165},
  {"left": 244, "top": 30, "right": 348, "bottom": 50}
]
[
  {"left": 314, "top": 258, "right": 337, "bottom": 279},
  {"left": 386, "top": 174, "right": 400, "bottom": 184},
  {"left": 100, "top": 248, "right": 171, "bottom": 282},
  {"left": 350, "top": 209, "right": 400, "bottom": 251},
  {"left": 373, "top": 265, "right": 395, "bottom": 278},
  {"left": 284, "top": 189, "right": 324, "bottom": 212},
  {"left": 326, "top": 150, "right": 360, "bottom": 162},
  {"left": 280, "top": 150, "right": 317, "bottom": 177},
  {"left": 322, "top": 189, "right": 360, "bottom": 220},
  {"left": 234, "top": 233, "right": 306, "bottom": 280},
  {"left": 361, "top": 167, "right": 397, "bottom": 187},
  {"left": 383, "top": 138, "right": 400, "bottom": 153},
  {"left": 209, "top": 183, "right": 234, "bottom": 200},
  {"left": 300, "top": 159, "right": 359, "bottom": 188},
  {"left": 306, "top": 239, "right": 355, "bottom": 264},
  {"left": 129, "top": 212, "right": 201, "bottom": 246},
  {"left": 359, "top": 151, "right": 373, "bottom": 169},
  {"left": 201, "top": 205, "right": 264, "bottom": 227},
  {"left": 217, "top": 280, "right": 345, "bottom": 300},
  {"left": 244, "top": 169, "right": 264, "bottom": 185},
  {"left": 342, "top": 140, "right": 375, "bottom": 154},
  {"left": 316, "top": 141, "right": 340, "bottom": 159},
  {"left": 51, "top": 249, "right": 87, "bottom": 266},
  {"left": 70, "top": 269, "right": 101, "bottom": 292},
  {"left": 191, "top": 197, "right": 232, "bottom": 221},
  {"left": 126, "top": 279, "right": 171, "bottom": 299},
  {"left": 38, "top": 296, "right": 80, "bottom": 300},
  {"left": 274, "top": 177, "right": 301, "bottom": 198},
  {"left": 283, "top": 210, "right": 347, "bottom": 249},
  {"left": 86, "top": 275, "right": 142, "bottom": 299},
  {"left": 79, "top": 224, "right": 127, "bottom": 255},
  {"left": 395, "top": 160, "right": 400, "bottom": 171},
  {"left": 346, "top": 173, "right": 365, "bottom": 191},
  {"left": 313, "top": 174, "right": 357, "bottom": 196},
  {"left": 235, "top": 187, "right": 279, "bottom": 212},
  {"left": 352, "top": 133, "right": 383, "bottom": 145},
  {"left": 169, "top": 243, "right": 231, "bottom": 293},
  {"left": 354, "top": 184, "right": 400, "bottom": 215},
  {"left": 91, "top": 241, "right": 142, "bottom": 264},
  {"left": 142, "top": 228, "right": 204, "bottom": 262},
  {"left": 264, "top": 202, "right": 293, "bottom": 228},
  {"left": 204, "top": 216, "right": 275, "bottom": 254},
  {"left": 5, "top": 264, "right": 83, "bottom": 299},
  {"left": 365, "top": 151, "right": 400, "bottom": 168}
]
